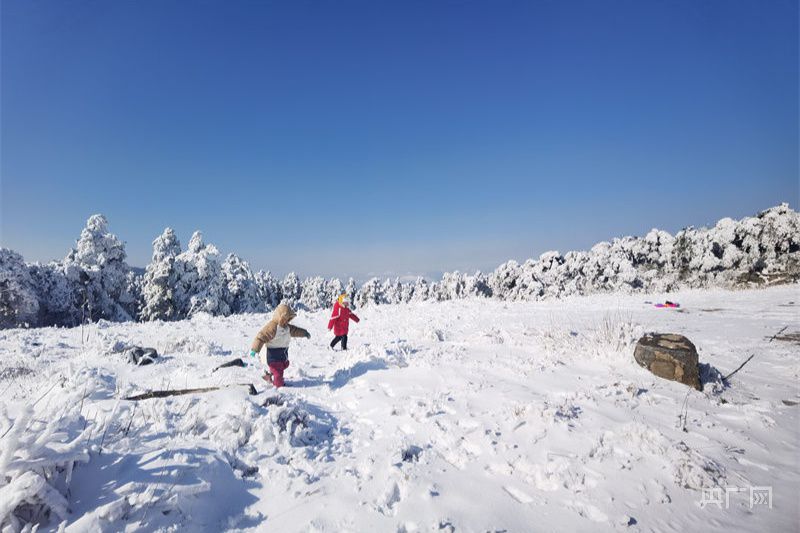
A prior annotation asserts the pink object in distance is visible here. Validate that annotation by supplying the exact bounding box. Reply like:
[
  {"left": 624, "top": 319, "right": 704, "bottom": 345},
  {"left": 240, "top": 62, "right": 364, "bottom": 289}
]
[{"left": 655, "top": 302, "right": 680, "bottom": 308}]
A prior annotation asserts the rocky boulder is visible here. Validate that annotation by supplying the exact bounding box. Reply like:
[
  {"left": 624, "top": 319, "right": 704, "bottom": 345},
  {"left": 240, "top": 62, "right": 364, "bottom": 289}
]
[{"left": 634, "top": 333, "right": 701, "bottom": 390}]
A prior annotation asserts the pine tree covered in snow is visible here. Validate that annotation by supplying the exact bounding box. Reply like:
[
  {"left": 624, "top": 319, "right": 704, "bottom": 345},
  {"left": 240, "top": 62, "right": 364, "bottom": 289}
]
[
  {"left": 399, "top": 279, "right": 416, "bottom": 303},
  {"left": 300, "top": 276, "right": 328, "bottom": 310},
  {"left": 326, "top": 278, "right": 345, "bottom": 307},
  {"left": 356, "top": 277, "right": 385, "bottom": 307},
  {"left": 62, "top": 215, "right": 137, "bottom": 322},
  {"left": 410, "top": 277, "right": 430, "bottom": 302},
  {"left": 0, "top": 249, "right": 40, "bottom": 328},
  {"left": 221, "top": 254, "right": 261, "bottom": 314},
  {"left": 173, "top": 232, "right": 230, "bottom": 318},
  {"left": 464, "top": 271, "right": 491, "bottom": 297},
  {"left": 27, "top": 263, "right": 81, "bottom": 327},
  {"left": 381, "top": 278, "right": 404, "bottom": 304},
  {"left": 345, "top": 278, "right": 358, "bottom": 305},
  {"left": 281, "top": 272, "right": 302, "bottom": 307},
  {"left": 139, "top": 228, "right": 182, "bottom": 321},
  {"left": 255, "top": 271, "right": 281, "bottom": 311}
]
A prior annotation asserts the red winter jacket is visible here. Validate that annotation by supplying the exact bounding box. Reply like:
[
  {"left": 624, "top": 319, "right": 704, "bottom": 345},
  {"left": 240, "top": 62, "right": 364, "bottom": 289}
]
[{"left": 328, "top": 302, "right": 360, "bottom": 336}]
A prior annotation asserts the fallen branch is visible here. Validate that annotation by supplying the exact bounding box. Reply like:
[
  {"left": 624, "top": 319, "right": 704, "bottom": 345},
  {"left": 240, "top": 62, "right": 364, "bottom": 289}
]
[
  {"left": 124, "top": 383, "right": 256, "bottom": 401},
  {"left": 211, "top": 358, "right": 247, "bottom": 373},
  {"left": 722, "top": 354, "right": 755, "bottom": 381},
  {"left": 723, "top": 326, "right": 789, "bottom": 381}
]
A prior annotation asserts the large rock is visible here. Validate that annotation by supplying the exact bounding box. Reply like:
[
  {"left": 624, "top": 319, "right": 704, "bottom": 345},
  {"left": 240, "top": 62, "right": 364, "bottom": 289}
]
[{"left": 634, "top": 333, "right": 701, "bottom": 390}]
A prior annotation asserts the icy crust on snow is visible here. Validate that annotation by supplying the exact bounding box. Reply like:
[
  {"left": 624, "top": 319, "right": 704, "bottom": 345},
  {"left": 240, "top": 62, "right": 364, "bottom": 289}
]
[
  {"left": 0, "top": 285, "right": 798, "bottom": 531},
  {"left": 2, "top": 204, "right": 799, "bottom": 328}
]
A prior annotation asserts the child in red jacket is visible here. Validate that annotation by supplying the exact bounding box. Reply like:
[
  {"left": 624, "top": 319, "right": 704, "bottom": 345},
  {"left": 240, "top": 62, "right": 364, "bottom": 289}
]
[{"left": 328, "top": 293, "right": 360, "bottom": 350}]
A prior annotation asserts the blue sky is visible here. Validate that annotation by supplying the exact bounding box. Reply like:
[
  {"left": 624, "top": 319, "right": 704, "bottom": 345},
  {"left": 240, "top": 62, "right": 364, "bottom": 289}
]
[{"left": 2, "top": 0, "right": 797, "bottom": 279}]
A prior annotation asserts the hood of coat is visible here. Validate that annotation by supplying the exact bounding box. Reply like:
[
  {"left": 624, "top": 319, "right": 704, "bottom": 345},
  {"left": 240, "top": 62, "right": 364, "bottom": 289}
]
[{"left": 273, "top": 303, "right": 296, "bottom": 327}]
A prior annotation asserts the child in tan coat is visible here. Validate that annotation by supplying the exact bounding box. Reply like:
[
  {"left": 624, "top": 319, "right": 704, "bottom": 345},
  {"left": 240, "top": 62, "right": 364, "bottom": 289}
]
[{"left": 249, "top": 303, "right": 310, "bottom": 387}]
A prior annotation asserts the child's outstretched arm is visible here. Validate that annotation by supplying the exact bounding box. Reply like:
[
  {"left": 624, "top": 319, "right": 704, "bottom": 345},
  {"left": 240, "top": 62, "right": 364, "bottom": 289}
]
[
  {"left": 349, "top": 312, "right": 360, "bottom": 323},
  {"left": 289, "top": 325, "right": 311, "bottom": 339}
]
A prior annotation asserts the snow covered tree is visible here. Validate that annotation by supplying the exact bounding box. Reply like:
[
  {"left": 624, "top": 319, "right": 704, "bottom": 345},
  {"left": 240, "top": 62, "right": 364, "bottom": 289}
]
[
  {"left": 356, "top": 277, "right": 385, "bottom": 306},
  {"left": 464, "top": 271, "right": 492, "bottom": 298},
  {"left": 345, "top": 278, "right": 358, "bottom": 305},
  {"left": 172, "top": 231, "right": 230, "bottom": 317},
  {"left": 62, "top": 214, "right": 137, "bottom": 322},
  {"left": 325, "top": 278, "right": 344, "bottom": 306},
  {"left": 381, "top": 278, "right": 404, "bottom": 304},
  {"left": 140, "top": 228, "right": 181, "bottom": 321},
  {"left": 281, "top": 272, "right": 302, "bottom": 307},
  {"left": 255, "top": 270, "right": 281, "bottom": 310},
  {"left": 300, "top": 276, "right": 328, "bottom": 310},
  {"left": 410, "top": 277, "right": 430, "bottom": 302},
  {"left": 0, "top": 249, "right": 40, "bottom": 328},
  {"left": 27, "top": 263, "right": 81, "bottom": 327},
  {"left": 399, "top": 280, "right": 415, "bottom": 303},
  {"left": 221, "top": 253, "right": 261, "bottom": 314},
  {"left": 435, "top": 271, "right": 470, "bottom": 301},
  {"left": 488, "top": 260, "right": 522, "bottom": 300}
]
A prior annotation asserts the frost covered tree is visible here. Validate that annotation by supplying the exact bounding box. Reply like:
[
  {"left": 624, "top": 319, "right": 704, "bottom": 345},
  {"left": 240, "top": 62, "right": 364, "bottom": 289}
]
[
  {"left": 462, "top": 271, "right": 491, "bottom": 298},
  {"left": 0, "top": 249, "right": 40, "bottom": 328},
  {"left": 483, "top": 204, "right": 800, "bottom": 301},
  {"left": 399, "top": 280, "right": 415, "bottom": 303},
  {"left": 172, "top": 231, "right": 230, "bottom": 317},
  {"left": 345, "top": 278, "right": 358, "bottom": 305},
  {"left": 27, "top": 263, "right": 81, "bottom": 327},
  {"left": 381, "top": 278, "right": 404, "bottom": 304},
  {"left": 221, "top": 253, "right": 261, "bottom": 314},
  {"left": 255, "top": 270, "right": 281, "bottom": 310},
  {"left": 139, "top": 228, "right": 181, "bottom": 321},
  {"left": 325, "top": 278, "right": 344, "bottom": 306},
  {"left": 356, "top": 277, "right": 385, "bottom": 307},
  {"left": 410, "top": 277, "right": 430, "bottom": 302},
  {"left": 434, "top": 271, "right": 471, "bottom": 301},
  {"left": 281, "top": 272, "right": 302, "bottom": 307},
  {"left": 300, "top": 276, "right": 328, "bottom": 310},
  {"left": 488, "top": 261, "right": 522, "bottom": 300},
  {"left": 62, "top": 214, "right": 137, "bottom": 322},
  {"left": 667, "top": 204, "right": 800, "bottom": 287}
]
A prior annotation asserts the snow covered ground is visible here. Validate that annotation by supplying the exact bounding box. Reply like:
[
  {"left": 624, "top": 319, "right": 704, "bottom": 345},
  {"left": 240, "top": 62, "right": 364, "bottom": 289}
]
[{"left": 1, "top": 285, "right": 798, "bottom": 532}]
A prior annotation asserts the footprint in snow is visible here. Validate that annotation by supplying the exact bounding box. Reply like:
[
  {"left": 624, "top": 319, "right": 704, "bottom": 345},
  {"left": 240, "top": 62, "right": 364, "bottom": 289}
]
[
  {"left": 379, "top": 481, "right": 403, "bottom": 516},
  {"left": 503, "top": 485, "right": 534, "bottom": 504},
  {"left": 563, "top": 500, "right": 608, "bottom": 523}
]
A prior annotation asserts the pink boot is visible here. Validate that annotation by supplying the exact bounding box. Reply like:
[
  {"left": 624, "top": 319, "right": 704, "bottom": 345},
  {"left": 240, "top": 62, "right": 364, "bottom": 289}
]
[{"left": 268, "top": 361, "right": 289, "bottom": 388}]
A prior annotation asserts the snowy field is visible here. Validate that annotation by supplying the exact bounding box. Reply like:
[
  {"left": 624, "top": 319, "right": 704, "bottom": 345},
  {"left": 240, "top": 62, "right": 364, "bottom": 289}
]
[{"left": 1, "top": 285, "right": 798, "bottom": 532}]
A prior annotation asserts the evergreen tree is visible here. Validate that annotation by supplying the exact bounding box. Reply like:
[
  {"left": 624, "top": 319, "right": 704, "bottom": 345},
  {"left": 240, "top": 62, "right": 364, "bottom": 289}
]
[
  {"left": 173, "top": 231, "right": 230, "bottom": 317},
  {"left": 0, "top": 249, "right": 40, "bottom": 328},
  {"left": 255, "top": 270, "right": 281, "bottom": 310},
  {"left": 221, "top": 253, "right": 260, "bottom": 313},
  {"left": 62, "top": 214, "right": 137, "bottom": 322},
  {"left": 281, "top": 272, "right": 302, "bottom": 307},
  {"left": 140, "top": 228, "right": 181, "bottom": 321}
]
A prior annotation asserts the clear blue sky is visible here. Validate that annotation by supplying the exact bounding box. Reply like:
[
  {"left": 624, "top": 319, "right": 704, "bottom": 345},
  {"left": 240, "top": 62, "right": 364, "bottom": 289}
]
[{"left": 2, "top": 0, "right": 797, "bottom": 279}]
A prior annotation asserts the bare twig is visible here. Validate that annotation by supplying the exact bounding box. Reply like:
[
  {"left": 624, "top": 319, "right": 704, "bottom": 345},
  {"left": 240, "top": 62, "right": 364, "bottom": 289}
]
[
  {"left": 723, "top": 326, "right": 789, "bottom": 381},
  {"left": 1, "top": 375, "right": 71, "bottom": 438},
  {"left": 722, "top": 354, "right": 756, "bottom": 381},
  {"left": 32, "top": 377, "right": 66, "bottom": 407},
  {"left": 124, "top": 403, "right": 137, "bottom": 436}
]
